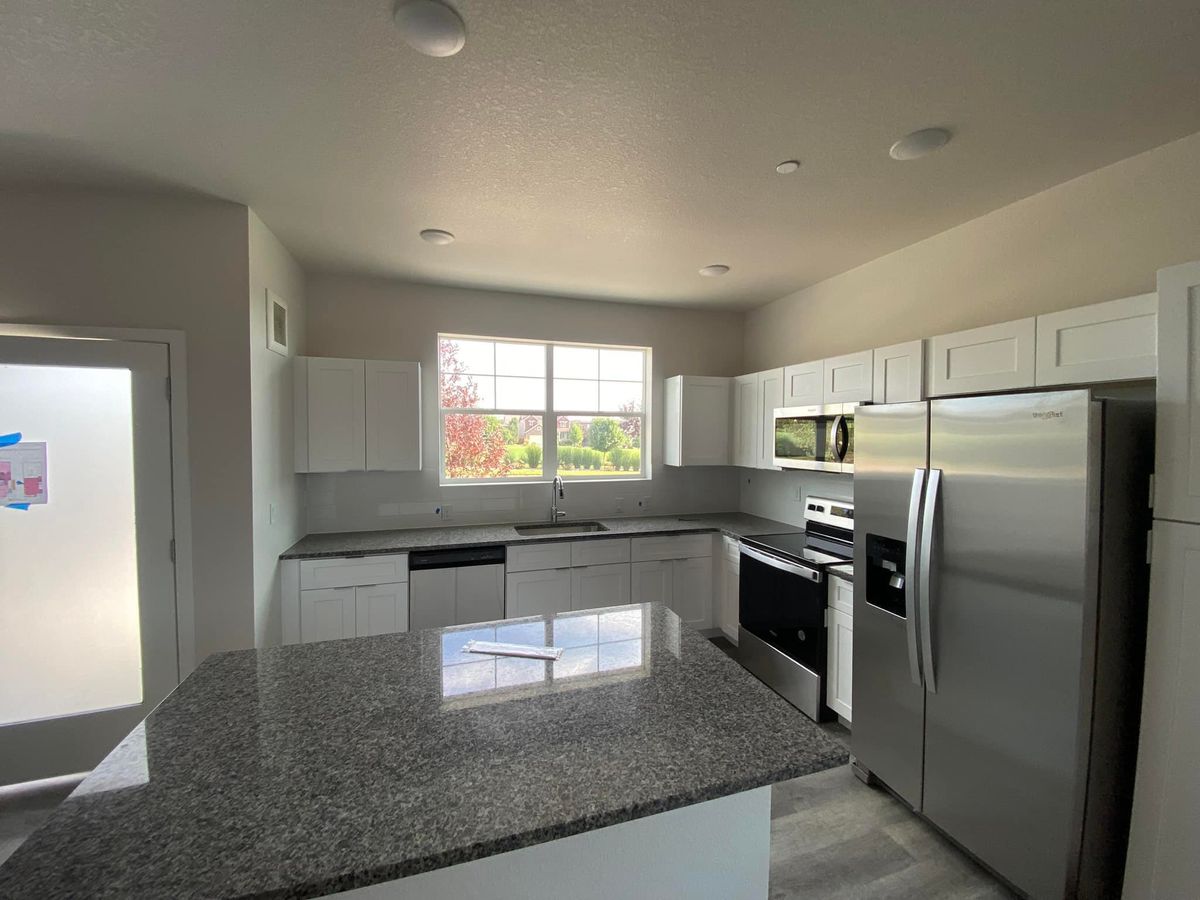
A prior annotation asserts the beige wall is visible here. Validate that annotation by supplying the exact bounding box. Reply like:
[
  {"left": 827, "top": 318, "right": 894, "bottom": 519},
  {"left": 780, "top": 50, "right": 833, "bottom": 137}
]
[
  {"left": 248, "top": 211, "right": 307, "bottom": 647},
  {"left": 0, "top": 190, "right": 254, "bottom": 662},
  {"left": 744, "top": 130, "right": 1200, "bottom": 369},
  {"left": 304, "top": 274, "right": 745, "bottom": 531}
]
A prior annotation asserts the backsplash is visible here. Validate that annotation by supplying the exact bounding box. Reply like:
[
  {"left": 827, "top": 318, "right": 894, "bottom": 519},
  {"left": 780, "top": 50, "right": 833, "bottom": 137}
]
[{"left": 738, "top": 468, "right": 853, "bottom": 528}]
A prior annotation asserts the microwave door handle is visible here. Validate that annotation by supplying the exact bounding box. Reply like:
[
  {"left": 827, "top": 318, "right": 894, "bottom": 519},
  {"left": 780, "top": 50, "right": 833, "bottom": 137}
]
[
  {"left": 905, "top": 468, "right": 926, "bottom": 687},
  {"left": 918, "top": 468, "right": 942, "bottom": 693},
  {"left": 832, "top": 414, "right": 848, "bottom": 460}
]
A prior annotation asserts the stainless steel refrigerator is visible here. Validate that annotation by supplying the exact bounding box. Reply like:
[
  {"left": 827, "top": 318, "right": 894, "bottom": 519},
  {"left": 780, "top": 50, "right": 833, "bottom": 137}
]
[{"left": 853, "top": 390, "right": 1153, "bottom": 900}]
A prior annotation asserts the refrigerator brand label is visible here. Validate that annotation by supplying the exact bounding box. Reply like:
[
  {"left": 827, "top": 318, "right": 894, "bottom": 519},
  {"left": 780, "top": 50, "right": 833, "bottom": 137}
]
[{"left": 1032, "top": 411, "right": 1065, "bottom": 419}]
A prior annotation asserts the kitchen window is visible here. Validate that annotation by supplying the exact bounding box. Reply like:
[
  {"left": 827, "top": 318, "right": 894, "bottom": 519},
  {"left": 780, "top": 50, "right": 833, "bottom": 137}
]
[{"left": 438, "top": 334, "right": 649, "bottom": 483}]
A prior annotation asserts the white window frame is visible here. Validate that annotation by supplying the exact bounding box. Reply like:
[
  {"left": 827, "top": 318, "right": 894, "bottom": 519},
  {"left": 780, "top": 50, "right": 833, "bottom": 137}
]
[{"left": 438, "top": 334, "right": 651, "bottom": 485}]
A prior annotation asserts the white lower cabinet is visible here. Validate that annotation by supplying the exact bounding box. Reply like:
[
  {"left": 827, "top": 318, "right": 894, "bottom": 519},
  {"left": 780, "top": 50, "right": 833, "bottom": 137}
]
[
  {"left": 631, "top": 555, "right": 713, "bottom": 630},
  {"left": 284, "top": 553, "right": 410, "bottom": 644},
  {"left": 630, "top": 559, "right": 672, "bottom": 605},
  {"left": 825, "top": 575, "right": 853, "bottom": 722},
  {"left": 506, "top": 568, "right": 573, "bottom": 618},
  {"left": 717, "top": 537, "right": 740, "bottom": 641},
  {"left": 354, "top": 583, "right": 409, "bottom": 638},
  {"left": 571, "top": 563, "right": 631, "bottom": 610},
  {"left": 299, "top": 587, "right": 357, "bottom": 643}
]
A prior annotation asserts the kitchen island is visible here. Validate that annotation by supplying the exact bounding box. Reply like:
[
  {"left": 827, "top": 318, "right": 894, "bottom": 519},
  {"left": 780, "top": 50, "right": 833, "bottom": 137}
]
[{"left": 0, "top": 602, "right": 847, "bottom": 899}]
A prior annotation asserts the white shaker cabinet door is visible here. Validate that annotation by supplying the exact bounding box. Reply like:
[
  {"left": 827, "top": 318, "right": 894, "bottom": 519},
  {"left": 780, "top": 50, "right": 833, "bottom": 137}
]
[
  {"left": 365, "top": 360, "right": 421, "bottom": 471},
  {"left": 822, "top": 350, "right": 874, "bottom": 404},
  {"left": 299, "top": 357, "right": 367, "bottom": 472},
  {"left": 354, "top": 583, "right": 408, "bottom": 637},
  {"left": 782, "top": 361, "right": 823, "bottom": 407},
  {"left": 505, "top": 569, "right": 572, "bottom": 619},
  {"left": 300, "top": 587, "right": 357, "bottom": 643},
  {"left": 927, "top": 318, "right": 1036, "bottom": 397},
  {"left": 571, "top": 563, "right": 632, "bottom": 611},
  {"left": 1154, "top": 261, "right": 1200, "bottom": 524},
  {"left": 630, "top": 560, "right": 673, "bottom": 606},
  {"left": 671, "top": 556, "right": 713, "bottom": 630},
  {"left": 1034, "top": 294, "right": 1157, "bottom": 387},
  {"left": 826, "top": 605, "right": 854, "bottom": 722},
  {"left": 732, "top": 374, "right": 760, "bottom": 468},
  {"left": 872, "top": 340, "right": 925, "bottom": 404},
  {"left": 757, "top": 368, "right": 784, "bottom": 469}
]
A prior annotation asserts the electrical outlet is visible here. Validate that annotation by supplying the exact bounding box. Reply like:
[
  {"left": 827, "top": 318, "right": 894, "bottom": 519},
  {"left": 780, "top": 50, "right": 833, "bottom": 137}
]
[
  {"left": 637, "top": 496, "right": 651, "bottom": 511},
  {"left": 433, "top": 505, "right": 443, "bottom": 518},
  {"left": 615, "top": 496, "right": 625, "bottom": 513},
  {"left": 441, "top": 505, "right": 454, "bottom": 521}
]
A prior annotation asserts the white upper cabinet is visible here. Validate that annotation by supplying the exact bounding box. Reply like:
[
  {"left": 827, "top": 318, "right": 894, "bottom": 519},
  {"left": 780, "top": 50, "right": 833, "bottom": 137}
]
[
  {"left": 1034, "top": 294, "right": 1158, "bottom": 387},
  {"left": 296, "top": 356, "right": 422, "bottom": 473},
  {"left": 927, "top": 317, "right": 1037, "bottom": 397},
  {"left": 1155, "top": 261, "right": 1200, "bottom": 525},
  {"left": 296, "top": 357, "right": 366, "bottom": 472},
  {"left": 872, "top": 340, "right": 925, "bottom": 404},
  {"left": 782, "top": 361, "right": 823, "bottom": 407},
  {"left": 664, "top": 375, "right": 731, "bottom": 467},
  {"left": 822, "top": 350, "right": 874, "bottom": 404},
  {"left": 365, "top": 360, "right": 422, "bottom": 470},
  {"left": 731, "top": 374, "right": 759, "bottom": 468},
  {"left": 757, "top": 368, "right": 784, "bottom": 469}
]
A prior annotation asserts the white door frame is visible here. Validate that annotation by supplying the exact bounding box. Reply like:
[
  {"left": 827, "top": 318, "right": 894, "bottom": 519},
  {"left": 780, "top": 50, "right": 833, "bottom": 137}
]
[{"left": 0, "top": 324, "right": 196, "bottom": 677}]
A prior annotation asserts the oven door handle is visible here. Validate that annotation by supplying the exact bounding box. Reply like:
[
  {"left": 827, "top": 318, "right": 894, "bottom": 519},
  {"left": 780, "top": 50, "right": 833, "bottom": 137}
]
[{"left": 740, "top": 545, "right": 822, "bottom": 583}]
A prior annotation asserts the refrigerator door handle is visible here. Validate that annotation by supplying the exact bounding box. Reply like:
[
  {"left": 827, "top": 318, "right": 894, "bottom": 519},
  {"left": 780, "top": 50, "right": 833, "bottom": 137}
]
[
  {"left": 919, "top": 467, "right": 942, "bottom": 693},
  {"left": 904, "top": 468, "right": 926, "bottom": 687}
]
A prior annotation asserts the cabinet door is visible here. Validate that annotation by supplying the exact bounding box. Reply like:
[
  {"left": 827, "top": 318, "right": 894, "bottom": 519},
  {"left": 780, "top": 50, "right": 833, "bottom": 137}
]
[
  {"left": 630, "top": 560, "right": 673, "bottom": 606},
  {"left": 455, "top": 564, "right": 504, "bottom": 625},
  {"left": 305, "top": 357, "right": 366, "bottom": 472},
  {"left": 826, "top": 606, "right": 854, "bottom": 721},
  {"left": 1034, "top": 294, "right": 1157, "bottom": 387},
  {"left": 505, "top": 569, "right": 572, "bottom": 619},
  {"left": 822, "top": 350, "right": 874, "bottom": 403},
  {"left": 667, "top": 376, "right": 731, "bottom": 466},
  {"left": 355, "top": 583, "right": 408, "bottom": 637},
  {"left": 672, "top": 556, "right": 713, "bottom": 630},
  {"left": 719, "top": 537, "right": 740, "bottom": 641},
  {"left": 1154, "top": 262, "right": 1200, "bottom": 524},
  {"left": 300, "top": 587, "right": 357, "bottom": 643},
  {"left": 571, "top": 563, "right": 632, "bottom": 611},
  {"left": 409, "top": 568, "right": 457, "bottom": 631},
  {"left": 783, "top": 361, "right": 823, "bottom": 407},
  {"left": 365, "top": 360, "right": 421, "bottom": 471},
  {"left": 757, "top": 368, "right": 784, "bottom": 469},
  {"left": 872, "top": 340, "right": 925, "bottom": 404},
  {"left": 1124, "top": 521, "right": 1200, "bottom": 899},
  {"left": 732, "top": 374, "right": 759, "bottom": 468},
  {"left": 927, "top": 318, "right": 1036, "bottom": 397}
]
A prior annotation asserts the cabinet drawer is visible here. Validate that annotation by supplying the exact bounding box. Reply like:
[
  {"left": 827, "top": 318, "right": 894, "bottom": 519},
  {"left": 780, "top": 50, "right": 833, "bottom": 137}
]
[
  {"left": 571, "top": 538, "right": 631, "bottom": 567},
  {"left": 299, "top": 553, "right": 408, "bottom": 590},
  {"left": 631, "top": 533, "right": 713, "bottom": 562},
  {"left": 506, "top": 541, "right": 572, "bottom": 573}
]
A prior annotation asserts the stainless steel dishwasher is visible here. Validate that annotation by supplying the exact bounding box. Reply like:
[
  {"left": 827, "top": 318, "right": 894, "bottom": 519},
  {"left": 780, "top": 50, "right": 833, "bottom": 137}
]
[{"left": 408, "top": 546, "right": 506, "bottom": 630}]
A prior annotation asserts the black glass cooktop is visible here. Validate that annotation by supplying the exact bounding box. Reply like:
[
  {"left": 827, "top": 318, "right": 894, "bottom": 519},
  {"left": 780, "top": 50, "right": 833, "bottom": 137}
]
[{"left": 741, "top": 532, "right": 850, "bottom": 567}]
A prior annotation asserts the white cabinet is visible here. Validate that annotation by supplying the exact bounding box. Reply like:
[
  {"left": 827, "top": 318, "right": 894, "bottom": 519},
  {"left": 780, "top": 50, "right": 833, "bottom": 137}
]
[
  {"left": 631, "top": 533, "right": 712, "bottom": 562},
  {"left": 507, "top": 542, "right": 572, "bottom": 573},
  {"left": 631, "top": 535, "right": 715, "bottom": 631},
  {"left": 631, "top": 559, "right": 673, "bottom": 606},
  {"left": 732, "top": 374, "right": 759, "bottom": 468},
  {"left": 825, "top": 575, "right": 853, "bottom": 722},
  {"left": 295, "top": 356, "right": 421, "bottom": 473},
  {"left": 782, "top": 361, "right": 823, "bottom": 407},
  {"left": 717, "top": 537, "right": 740, "bottom": 641},
  {"left": 927, "top": 317, "right": 1037, "bottom": 397},
  {"left": 1154, "top": 261, "right": 1200, "bottom": 524},
  {"left": 299, "top": 587, "right": 357, "bottom": 643},
  {"left": 822, "top": 350, "right": 874, "bottom": 403},
  {"left": 1125, "top": 520, "right": 1200, "bottom": 899},
  {"left": 872, "top": 340, "right": 925, "bottom": 404},
  {"left": 664, "top": 375, "right": 731, "bottom": 466},
  {"left": 506, "top": 568, "right": 573, "bottom": 618},
  {"left": 365, "top": 360, "right": 422, "bottom": 470},
  {"left": 757, "top": 368, "right": 784, "bottom": 469},
  {"left": 355, "top": 582, "right": 409, "bottom": 637},
  {"left": 572, "top": 563, "right": 632, "bottom": 610},
  {"left": 411, "top": 564, "right": 504, "bottom": 629},
  {"left": 1035, "top": 293, "right": 1158, "bottom": 387},
  {"left": 571, "top": 538, "right": 631, "bottom": 567},
  {"left": 672, "top": 556, "right": 713, "bottom": 630}
]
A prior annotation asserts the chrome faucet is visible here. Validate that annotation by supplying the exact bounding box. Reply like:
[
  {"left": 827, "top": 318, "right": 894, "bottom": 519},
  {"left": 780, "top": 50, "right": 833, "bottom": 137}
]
[{"left": 550, "top": 476, "right": 566, "bottom": 523}]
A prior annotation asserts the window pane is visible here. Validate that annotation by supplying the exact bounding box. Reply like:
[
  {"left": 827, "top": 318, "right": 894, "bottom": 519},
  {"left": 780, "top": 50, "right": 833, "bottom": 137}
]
[
  {"left": 440, "top": 373, "right": 494, "bottom": 409},
  {"left": 445, "top": 338, "right": 494, "bottom": 375},
  {"left": 554, "top": 346, "right": 597, "bottom": 379},
  {"left": 554, "top": 378, "right": 598, "bottom": 411},
  {"left": 599, "top": 380, "right": 642, "bottom": 411},
  {"left": 496, "top": 376, "right": 544, "bottom": 409},
  {"left": 599, "top": 348, "right": 644, "bottom": 382},
  {"left": 556, "top": 415, "right": 642, "bottom": 477},
  {"left": 442, "top": 414, "right": 542, "bottom": 479},
  {"left": 496, "top": 342, "right": 545, "bottom": 377}
]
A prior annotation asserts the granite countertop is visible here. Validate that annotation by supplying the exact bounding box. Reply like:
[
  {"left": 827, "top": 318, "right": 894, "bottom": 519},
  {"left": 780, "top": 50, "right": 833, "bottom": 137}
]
[
  {"left": 280, "top": 511, "right": 801, "bottom": 560},
  {"left": 0, "top": 603, "right": 848, "bottom": 899}
]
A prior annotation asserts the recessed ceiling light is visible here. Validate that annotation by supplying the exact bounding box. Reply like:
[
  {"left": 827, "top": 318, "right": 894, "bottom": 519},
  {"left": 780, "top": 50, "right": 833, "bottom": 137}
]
[
  {"left": 393, "top": 0, "right": 466, "bottom": 58},
  {"left": 699, "top": 264, "right": 730, "bottom": 277},
  {"left": 889, "top": 127, "right": 952, "bottom": 161},
  {"left": 775, "top": 160, "right": 801, "bottom": 174},
  {"left": 420, "top": 228, "right": 455, "bottom": 244}
]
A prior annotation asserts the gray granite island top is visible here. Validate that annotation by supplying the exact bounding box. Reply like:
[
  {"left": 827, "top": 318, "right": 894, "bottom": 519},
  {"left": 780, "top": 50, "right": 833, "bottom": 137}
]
[
  {"left": 280, "top": 511, "right": 800, "bottom": 560},
  {"left": 0, "top": 603, "right": 847, "bottom": 900}
]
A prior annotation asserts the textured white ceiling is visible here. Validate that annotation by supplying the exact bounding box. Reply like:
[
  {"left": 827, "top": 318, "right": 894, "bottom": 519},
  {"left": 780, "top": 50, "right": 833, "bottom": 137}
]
[{"left": 2, "top": 1, "right": 1200, "bottom": 309}]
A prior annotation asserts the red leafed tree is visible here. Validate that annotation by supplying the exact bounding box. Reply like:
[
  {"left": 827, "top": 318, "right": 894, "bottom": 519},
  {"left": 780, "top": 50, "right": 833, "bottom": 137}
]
[
  {"left": 618, "top": 401, "right": 642, "bottom": 448},
  {"left": 440, "top": 339, "right": 513, "bottom": 478}
]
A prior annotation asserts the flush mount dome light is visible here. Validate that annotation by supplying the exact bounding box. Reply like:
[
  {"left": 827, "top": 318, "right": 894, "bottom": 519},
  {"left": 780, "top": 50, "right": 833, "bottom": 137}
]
[
  {"left": 889, "top": 127, "right": 952, "bottom": 160},
  {"left": 393, "top": 0, "right": 466, "bottom": 58},
  {"left": 699, "top": 264, "right": 730, "bottom": 277},
  {"left": 775, "top": 160, "right": 801, "bottom": 174},
  {"left": 420, "top": 228, "right": 455, "bottom": 244}
]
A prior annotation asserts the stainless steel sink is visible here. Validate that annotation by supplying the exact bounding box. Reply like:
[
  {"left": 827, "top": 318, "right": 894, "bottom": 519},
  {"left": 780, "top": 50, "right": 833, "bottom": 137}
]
[{"left": 513, "top": 521, "right": 610, "bottom": 536}]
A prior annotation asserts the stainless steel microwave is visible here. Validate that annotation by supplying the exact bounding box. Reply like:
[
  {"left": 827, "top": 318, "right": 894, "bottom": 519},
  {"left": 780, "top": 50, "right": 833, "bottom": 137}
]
[{"left": 772, "top": 402, "right": 865, "bottom": 473}]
